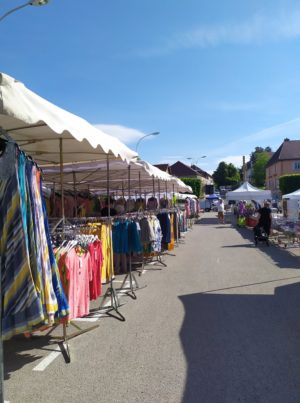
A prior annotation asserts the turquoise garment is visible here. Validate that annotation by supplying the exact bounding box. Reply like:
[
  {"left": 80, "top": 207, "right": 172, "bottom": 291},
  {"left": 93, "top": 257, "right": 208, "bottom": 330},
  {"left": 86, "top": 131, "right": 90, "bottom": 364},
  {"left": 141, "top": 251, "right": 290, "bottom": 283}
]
[{"left": 18, "top": 152, "right": 29, "bottom": 250}]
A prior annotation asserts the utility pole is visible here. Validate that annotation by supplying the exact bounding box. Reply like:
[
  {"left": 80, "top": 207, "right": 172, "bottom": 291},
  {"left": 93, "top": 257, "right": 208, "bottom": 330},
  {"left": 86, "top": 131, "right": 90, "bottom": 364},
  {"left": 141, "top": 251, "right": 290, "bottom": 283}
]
[{"left": 243, "top": 156, "right": 246, "bottom": 182}]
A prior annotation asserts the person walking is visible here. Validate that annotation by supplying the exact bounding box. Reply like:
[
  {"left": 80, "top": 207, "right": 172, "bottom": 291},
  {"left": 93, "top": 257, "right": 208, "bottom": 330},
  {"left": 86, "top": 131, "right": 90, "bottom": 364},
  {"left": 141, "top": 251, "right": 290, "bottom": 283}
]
[
  {"left": 256, "top": 201, "right": 272, "bottom": 236},
  {"left": 217, "top": 198, "right": 225, "bottom": 224}
]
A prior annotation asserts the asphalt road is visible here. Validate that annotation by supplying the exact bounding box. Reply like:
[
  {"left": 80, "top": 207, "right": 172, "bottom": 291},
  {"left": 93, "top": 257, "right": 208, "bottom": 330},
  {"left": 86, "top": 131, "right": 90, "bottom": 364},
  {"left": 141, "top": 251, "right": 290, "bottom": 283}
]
[{"left": 4, "top": 212, "right": 300, "bottom": 403}]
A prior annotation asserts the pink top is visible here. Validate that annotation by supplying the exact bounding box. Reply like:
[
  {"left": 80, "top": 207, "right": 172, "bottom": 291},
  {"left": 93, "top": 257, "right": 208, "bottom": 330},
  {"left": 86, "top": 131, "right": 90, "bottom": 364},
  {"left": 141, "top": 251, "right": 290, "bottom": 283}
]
[
  {"left": 64, "top": 248, "right": 92, "bottom": 320},
  {"left": 88, "top": 240, "right": 103, "bottom": 300}
]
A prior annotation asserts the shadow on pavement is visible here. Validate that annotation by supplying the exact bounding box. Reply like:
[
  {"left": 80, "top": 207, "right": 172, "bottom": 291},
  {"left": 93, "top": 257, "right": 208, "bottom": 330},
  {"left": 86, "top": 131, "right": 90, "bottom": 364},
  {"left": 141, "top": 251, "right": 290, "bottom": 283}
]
[
  {"left": 195, "top": 217, "right": 219, "bottom": 225},
  {"left": 233, "top": 226, "right": 300, "bottom": 270},
  {"left": 3, "top": 335, "right": 56, "bottom": 380},
  {"left": 179, "top": 281, "right": 300, "bottom": 403},
  {"left": 222, "top": 243, "right": 255, "bottom": 248}
]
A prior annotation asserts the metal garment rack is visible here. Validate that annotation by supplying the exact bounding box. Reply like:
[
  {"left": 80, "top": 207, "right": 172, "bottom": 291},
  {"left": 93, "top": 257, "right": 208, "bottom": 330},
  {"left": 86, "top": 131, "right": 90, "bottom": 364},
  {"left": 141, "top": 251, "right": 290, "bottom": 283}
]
[
  {"left": 115, "top": 165, "right": 147, "bottom": 299},
  {"left": 117, "top": 254, "right": 146, "bottom": 300},
  {"left": 45, "top": 321, "right": 99, "bottom": 363},
  {"left": 97, "top": 155, "right": 125, "bottom": 321}
]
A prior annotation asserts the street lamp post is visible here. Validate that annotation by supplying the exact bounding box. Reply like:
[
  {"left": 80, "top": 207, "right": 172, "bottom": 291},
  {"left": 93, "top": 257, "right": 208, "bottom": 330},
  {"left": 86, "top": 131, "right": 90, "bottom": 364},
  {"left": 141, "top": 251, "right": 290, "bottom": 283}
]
[
  {"left": 135, "top": 131, "right": 159, "bottom": 154},
  {"left": 0, "top": 0, "right": 49, "bottom": 23}
]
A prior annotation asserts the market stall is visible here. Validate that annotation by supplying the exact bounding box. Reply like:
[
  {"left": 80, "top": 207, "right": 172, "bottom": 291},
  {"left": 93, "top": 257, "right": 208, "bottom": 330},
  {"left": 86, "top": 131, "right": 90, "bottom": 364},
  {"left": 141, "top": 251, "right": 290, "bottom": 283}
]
[
  {"left": 0, "top": 72, "right": 139, "bottom": 359},
  {"left": 282, "top": 189, "right": 300, "bottom": 221}
]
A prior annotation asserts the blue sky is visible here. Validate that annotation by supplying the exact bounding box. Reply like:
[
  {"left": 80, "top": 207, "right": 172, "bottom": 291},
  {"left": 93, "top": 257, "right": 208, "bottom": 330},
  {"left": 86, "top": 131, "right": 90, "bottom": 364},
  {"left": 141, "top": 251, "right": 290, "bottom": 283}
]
[{"left": 1, "top": 0, "right": 300, "bottom": 173}]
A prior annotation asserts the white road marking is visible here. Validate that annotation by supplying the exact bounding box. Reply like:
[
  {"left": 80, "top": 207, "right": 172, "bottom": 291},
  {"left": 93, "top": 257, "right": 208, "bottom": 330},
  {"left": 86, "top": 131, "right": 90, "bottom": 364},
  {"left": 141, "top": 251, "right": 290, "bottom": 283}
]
[{"left": 33, "top": 345, "right": 64, "bottom": 371}]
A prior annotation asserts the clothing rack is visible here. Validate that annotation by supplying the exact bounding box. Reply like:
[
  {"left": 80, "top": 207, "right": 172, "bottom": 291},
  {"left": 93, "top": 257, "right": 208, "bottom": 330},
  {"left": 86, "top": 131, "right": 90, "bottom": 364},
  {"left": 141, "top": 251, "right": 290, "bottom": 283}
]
[
  {"left": 110, "top": 214, "right": 147, "bottom": 299},
  {"left": 53, "top": 215, "right": 126, "bottom": 322}
]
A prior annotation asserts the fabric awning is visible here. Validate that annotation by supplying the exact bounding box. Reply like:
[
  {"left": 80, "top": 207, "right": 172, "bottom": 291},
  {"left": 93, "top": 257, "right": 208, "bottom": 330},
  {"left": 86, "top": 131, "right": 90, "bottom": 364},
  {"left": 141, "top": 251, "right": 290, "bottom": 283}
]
[
  {"left": 0, "top": 73, "right": 137, "bottom": 164},
  {"left": 42, "top": 159, "right": 192, "bottom": 195}
]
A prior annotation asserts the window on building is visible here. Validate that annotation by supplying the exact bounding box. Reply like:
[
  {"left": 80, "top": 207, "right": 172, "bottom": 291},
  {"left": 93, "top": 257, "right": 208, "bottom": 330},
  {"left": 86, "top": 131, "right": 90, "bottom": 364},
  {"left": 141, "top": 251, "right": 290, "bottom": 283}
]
[{"left": 293, "top": 162, "right": 300, "bottom": 170}]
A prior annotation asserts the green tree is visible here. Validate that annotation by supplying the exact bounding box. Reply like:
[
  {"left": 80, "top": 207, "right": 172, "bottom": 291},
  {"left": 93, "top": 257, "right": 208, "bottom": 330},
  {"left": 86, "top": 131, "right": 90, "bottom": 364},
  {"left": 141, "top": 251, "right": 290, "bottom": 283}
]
[
  {"left": 212, "top": 162, "right": 240, "bottom": 188},
  {"left": 250, "top": 146, "right": 272, "bottom": 164},
  {"left": 252, "top": 151, "right": 271, "bottom": 187}
]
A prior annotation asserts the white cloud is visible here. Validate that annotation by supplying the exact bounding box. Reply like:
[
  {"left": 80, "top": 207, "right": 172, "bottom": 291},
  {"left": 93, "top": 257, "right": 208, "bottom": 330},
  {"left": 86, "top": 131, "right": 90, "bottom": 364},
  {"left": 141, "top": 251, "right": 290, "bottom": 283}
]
[
  {"left": 138, "top": 8, "right": 300, "bottom": 56},
  {"left": 94, "top": 124, "right": 145, "bottom": 144},
  {"left": 203, "top": 116, "right": 300, "bottom": 174},
  {"left": 209, "top": 117, "right": 300, "bottom": 160}
]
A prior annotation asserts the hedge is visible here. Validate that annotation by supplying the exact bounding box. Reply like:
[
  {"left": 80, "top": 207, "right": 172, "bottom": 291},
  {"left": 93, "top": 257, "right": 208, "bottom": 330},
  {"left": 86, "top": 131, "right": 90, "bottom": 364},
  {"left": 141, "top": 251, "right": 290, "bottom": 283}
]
[
  {"left": 180, "top": 177, "right": 202, "bottom": 197},
  {"left": 279, "top": 174, "right": 300, "bottom": 195}
]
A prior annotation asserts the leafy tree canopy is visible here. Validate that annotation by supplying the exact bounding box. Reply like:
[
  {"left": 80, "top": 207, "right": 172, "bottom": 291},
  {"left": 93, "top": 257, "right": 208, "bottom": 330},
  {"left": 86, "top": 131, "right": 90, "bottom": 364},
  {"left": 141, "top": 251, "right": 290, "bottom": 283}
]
[
  {"left": 250, "top": 146, "right": 272, "bottom": 163},
  {"left": 252, "top": 151, "right": 270, "bottom": 187},
  {"left": 212, "top": 162, "right": 241, "bottom": 188}
]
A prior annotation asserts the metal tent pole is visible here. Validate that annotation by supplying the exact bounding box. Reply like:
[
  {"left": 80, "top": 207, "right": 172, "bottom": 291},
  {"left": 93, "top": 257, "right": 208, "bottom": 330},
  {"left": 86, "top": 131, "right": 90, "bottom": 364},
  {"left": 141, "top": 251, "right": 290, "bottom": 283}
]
[
  {"left": 138, "top": 172, "right": 142, "bottom": 206},
  {"left": 73, "top": 171, "right": 77, "bottom": 218},
  {"left": 53, "top": 182, "right": 56, "bottom": 216},
  {"left": 59, "top": 139, "right": 65, "bottom": 229},
  {"left": 119, "top": 165, "right": 144, "bottom": 296},
  {"left": 165, "top": 180, "right": 167, "bottom": 201},
  {"left": 99, "top": 155, "right": 125, "bottom": 321},
  {"left": 122, "top": 180, "right": 125, "bottom": 200},
  {"left": 158, "top": 179, "right": 161, "bottom": 208},
  {"left": 152, "top": 176, "right": 155, "bottom": 199}
]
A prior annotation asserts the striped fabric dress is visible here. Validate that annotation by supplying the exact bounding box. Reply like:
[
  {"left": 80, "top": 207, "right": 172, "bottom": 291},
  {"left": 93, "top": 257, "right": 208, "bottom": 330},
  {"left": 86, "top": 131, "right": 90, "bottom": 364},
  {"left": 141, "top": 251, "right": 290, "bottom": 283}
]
[
  {"left": 0, "top": 142, "right": 44, "bottom": 340},
  {"left": 31, "top": 166, "right": 58, "bottom": 321}
]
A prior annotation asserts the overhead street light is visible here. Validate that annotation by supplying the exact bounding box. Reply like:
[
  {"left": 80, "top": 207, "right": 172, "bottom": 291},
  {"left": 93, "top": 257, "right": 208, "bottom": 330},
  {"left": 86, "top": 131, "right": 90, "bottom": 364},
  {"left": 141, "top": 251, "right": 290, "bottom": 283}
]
[
  {"left": 0, "top": 0, "right": 49, "bottom": 23},
  {"left": 186, "top": 155, "right": 207, "bottom": 166},
  {"left": 135, "top": 131, "right": 160, "bottom": 154}
]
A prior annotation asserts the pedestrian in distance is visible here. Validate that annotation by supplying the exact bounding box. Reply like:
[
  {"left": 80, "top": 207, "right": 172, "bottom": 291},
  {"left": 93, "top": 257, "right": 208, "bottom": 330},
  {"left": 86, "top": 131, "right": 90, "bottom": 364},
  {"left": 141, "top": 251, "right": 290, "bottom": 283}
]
[
  {"left": 256, "top": 200, "right": 272, "bottom": 236},
  {"left": 217, "top": 198, "right": 225, "bottom": 224}
]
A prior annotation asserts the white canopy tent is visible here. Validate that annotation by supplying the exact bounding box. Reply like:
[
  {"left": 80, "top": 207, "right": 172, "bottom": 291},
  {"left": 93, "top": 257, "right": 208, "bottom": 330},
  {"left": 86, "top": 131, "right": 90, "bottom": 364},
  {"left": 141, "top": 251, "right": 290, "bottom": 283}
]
[
  {"left": 282, "top": 189, "right": 300, "bottom": 199},
  {"left": 226, "top": 182, "right": 272, "bottom": 201},
  {"left": 0, "top": 72, "right": 137, "bottom": 164},
  {"left": 282, "top": 190, "right": 300, "bottom": 220}
]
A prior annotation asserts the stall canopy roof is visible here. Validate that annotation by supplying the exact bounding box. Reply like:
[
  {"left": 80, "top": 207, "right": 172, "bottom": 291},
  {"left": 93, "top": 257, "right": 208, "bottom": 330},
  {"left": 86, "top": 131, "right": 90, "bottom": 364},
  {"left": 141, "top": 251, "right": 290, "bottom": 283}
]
[
  {"left": 226, "top": 182, "right": 272, "bottom": 200},
  {"left": 0, "top": 73, "right": 137, "bottom": 164},
  {"left": 42, "top": 159, "right": 192, "bottom": 194},
  {"left": 282, "top": 189, "right": 300, "bottom": 199}
]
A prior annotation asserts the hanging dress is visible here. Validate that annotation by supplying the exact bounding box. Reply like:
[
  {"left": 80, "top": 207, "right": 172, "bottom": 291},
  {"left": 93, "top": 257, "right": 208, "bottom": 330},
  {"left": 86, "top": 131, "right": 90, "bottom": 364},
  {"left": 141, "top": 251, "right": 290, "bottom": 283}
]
[
  {"left": 31, "top": 166, "right": 58, "bottom": 321},
  {"left": 0, "top": 142, "right": 44, "bottom": 340}
]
